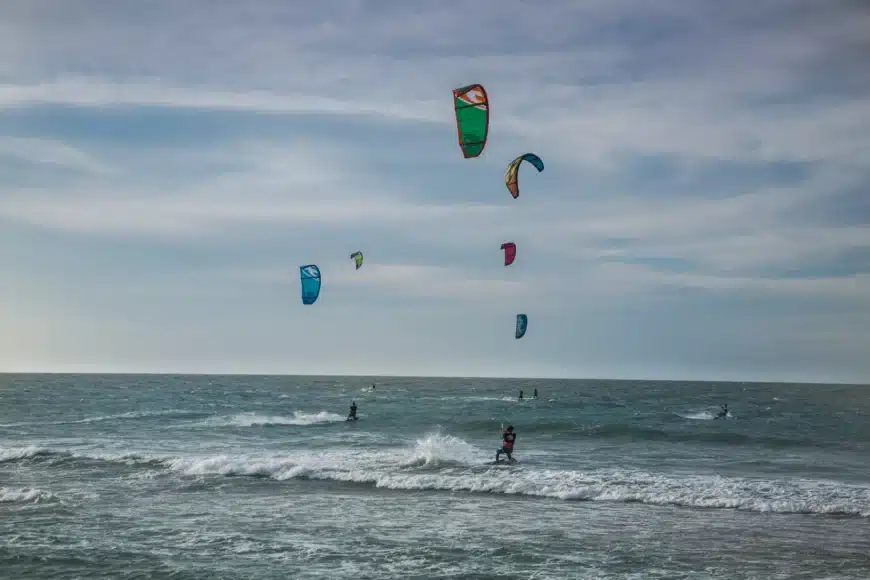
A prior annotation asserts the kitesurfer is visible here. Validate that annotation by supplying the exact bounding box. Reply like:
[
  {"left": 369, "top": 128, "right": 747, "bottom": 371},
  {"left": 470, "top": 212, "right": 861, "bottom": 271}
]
[
  {"left": 533, "top": 388, "right": 538, "bottom": 399},
  {"left": 495, "top": 426, "right": 516, "bottom": 463},
  {"left": 518, "top": 389, "right": 524, "bottom": 400},
  {"left": 347, "top": 401, "right": 358, "bottom": 421},
  {"left": 715, "top": 404, "right": 728, "bottom": 419}
]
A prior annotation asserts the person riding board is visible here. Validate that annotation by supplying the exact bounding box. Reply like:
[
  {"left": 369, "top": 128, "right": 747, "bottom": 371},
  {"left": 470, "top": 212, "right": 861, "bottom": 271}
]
[
  {"left": 347, "top": 401, "right": 358, "bottom": 421},
  {"left": 495, "top": 426, "right": 516, "bottom": 463},
  {"left": 715, "top": 404, "right": 728, "bottom": 419}
]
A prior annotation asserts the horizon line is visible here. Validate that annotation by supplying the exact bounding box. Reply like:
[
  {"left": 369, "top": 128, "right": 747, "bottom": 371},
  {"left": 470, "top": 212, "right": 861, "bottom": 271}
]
[{"left": 0, "top": 370, "right": 865, "bottom": 387}]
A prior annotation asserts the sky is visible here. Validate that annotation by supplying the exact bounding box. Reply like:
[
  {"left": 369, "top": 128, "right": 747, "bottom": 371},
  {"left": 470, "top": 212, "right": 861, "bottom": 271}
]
[{"left": 1, "top": 0, "right": 869, "bottom": 382}]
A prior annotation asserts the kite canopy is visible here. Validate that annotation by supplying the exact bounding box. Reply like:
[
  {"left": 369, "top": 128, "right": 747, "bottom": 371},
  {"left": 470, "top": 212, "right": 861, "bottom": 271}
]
[
  {"left": 501, "top": 242, "right": 517, "bottom": 266},
  {"left": 505, "top": 153, "right": 544, "bottom": 199},
  {"left": 350, "top": 251, "right": 364, "bottom": 270},
  {"left": 452, "top": 84, "right": 490, "bottom": 159},
  {"left": 515, "top": 314, "right": 528, "bottom": 339},
  {"left": 300, "top": 264, "right": 321, "bottom": 305}
]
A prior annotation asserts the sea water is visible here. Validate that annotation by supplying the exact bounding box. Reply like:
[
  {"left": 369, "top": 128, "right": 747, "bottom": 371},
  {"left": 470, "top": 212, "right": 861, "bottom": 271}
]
[{"left": 2, "top": 374, "right": 869, "bottom": 579}]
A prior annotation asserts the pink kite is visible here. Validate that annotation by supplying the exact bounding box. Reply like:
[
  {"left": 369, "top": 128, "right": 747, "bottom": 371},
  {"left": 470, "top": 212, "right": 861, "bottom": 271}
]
[{"left": 500, "top": 242, "right": 516, "bottom": 266}]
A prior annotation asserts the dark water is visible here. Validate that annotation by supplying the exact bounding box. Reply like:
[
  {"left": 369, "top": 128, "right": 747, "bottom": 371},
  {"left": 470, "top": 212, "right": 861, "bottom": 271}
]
[{"left": 2, "top": 374, "right": 869, "bottom": 579}]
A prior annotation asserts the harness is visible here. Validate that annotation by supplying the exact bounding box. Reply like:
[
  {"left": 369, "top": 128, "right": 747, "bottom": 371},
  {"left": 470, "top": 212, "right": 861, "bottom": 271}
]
[{"left": 502, "top": 432, "right": 515, "bottom": 450}]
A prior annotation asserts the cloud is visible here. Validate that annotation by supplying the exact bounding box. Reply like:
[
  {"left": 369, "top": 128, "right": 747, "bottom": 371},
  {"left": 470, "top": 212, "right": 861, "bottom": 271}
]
[
  {"left": 0, "top": 136, "right": 113, "bottom": 175},
  {"left": 2, "top": 133, "right": 867, "bottom": 307},
  {"left": 3, "top": 0, "right": 866, "bottom": 168},
  {"left": 0, "top": 79, "right": 445, "bottom": 124},
  {"left": 0, "top": 137, "right": 507, "bottom": 237},
  {"left": 583, "top": 262, "right": 870, "bottom": 300},
  {"left": 512, "top": 165, "right": 870, "bottom": 282},
  {"left": 0, "top": 184, "right": 500, "bottom": 238}
]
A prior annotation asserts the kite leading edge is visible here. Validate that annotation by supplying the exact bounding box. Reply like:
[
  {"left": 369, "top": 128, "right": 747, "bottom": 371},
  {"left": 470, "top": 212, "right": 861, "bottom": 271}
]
[
  {"left": 505, "top": 153, "right": 544, "bottom": 199},
  {"left": 452, "top": 84, "right": 490, "bottom": 159},
  {"left": 300, "top": 264, "right": 321, "bottom": 305}
]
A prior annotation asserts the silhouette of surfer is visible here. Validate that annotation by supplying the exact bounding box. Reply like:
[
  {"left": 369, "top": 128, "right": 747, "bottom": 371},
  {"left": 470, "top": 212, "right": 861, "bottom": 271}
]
[
  {"left": 347, "top": 401, "right": 358, "bottom": 421},
  {"left": 715, "top": 404, "right": 728, "bottom": 419}
]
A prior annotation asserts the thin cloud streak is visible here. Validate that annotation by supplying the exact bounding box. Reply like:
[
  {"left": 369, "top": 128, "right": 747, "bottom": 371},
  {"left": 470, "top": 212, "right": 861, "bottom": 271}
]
[
  {"left": 0, "top": 79, "right": 446, "bottom": 124},
  {"left": 0, "top": 187, "right": 503, "bottom": 237},
  {"left": 584, "top": 262, "right": 870, "bottom": 301},
  {"left": 0, "top": 136, "right": 114, "bottom": 175}
]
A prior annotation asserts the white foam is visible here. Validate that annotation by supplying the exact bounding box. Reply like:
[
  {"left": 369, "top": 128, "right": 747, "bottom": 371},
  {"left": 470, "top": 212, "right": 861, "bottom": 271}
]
[
  {"left": 0, "top": 487, "right": 54, "bottom": 504},
  {"left": 198, "top": 411, "right": 347, "bottom": 428},
  {"left": 399, "top": 432, "right": 481, "bottom": 468},
  {"left": 0, "top": 445, "right": 47, "bottom": 463},
  {"left": 0, "top": 408, "right": 200, "bottom": 428},
  {"left": 151, "top": 432, "right": 870, "bottom": 518},
  {"left": 6, "top": 434, "right": 869, "bottom": 518},
  {"left": 677, "top": 409, "right": 734, "bottom": 420},
  {"left": 0, "top": 443, "right": 160, "bottom": 466}
]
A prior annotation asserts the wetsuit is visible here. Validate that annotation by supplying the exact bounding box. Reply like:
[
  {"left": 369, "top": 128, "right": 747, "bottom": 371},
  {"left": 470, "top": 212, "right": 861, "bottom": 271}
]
[
  {"left": 347, "top": 403, "right": 358, "bottom": 421},
  {"left": 496, "top": 430, "right": 516, "bottom": 462}
]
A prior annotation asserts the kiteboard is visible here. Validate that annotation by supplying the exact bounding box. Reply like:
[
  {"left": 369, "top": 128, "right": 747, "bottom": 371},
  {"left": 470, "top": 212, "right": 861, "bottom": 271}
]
[{"left": 489, "top": 458, "right": 518, "bottom": 466}]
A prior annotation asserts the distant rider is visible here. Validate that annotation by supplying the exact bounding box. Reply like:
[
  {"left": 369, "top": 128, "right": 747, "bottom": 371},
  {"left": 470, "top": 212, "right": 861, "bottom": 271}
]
[
  {"left": 347, "top": 401, "right": 358, "bottom": 421},
  {"left": 496, "top": 426, "right": 516, "bottom": 463},
  {"left": 715, "top": 404, "right": 728, "bottom": 419}
]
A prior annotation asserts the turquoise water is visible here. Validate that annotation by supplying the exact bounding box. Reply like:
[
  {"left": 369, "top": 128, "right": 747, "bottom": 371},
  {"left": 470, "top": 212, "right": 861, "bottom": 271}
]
[{"left": 2, "top": 374, "right": 869, "bottom": 579}]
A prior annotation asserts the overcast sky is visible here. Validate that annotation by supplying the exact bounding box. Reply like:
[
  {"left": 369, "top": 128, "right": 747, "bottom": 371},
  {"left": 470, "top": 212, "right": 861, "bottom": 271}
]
[{"left": 2, "top": 0, "right": 869, "bottom": 382}]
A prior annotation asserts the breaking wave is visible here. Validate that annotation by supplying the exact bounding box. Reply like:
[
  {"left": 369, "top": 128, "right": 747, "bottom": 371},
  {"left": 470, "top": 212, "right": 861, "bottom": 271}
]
[{"left": 4, "top": 434, "right": 868, "bottom": 518}]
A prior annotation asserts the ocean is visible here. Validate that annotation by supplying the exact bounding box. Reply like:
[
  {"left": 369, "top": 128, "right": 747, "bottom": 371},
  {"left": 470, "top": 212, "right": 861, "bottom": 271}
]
[{"left": 1, "top": 374, "right": 869, "bottom": 579}]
